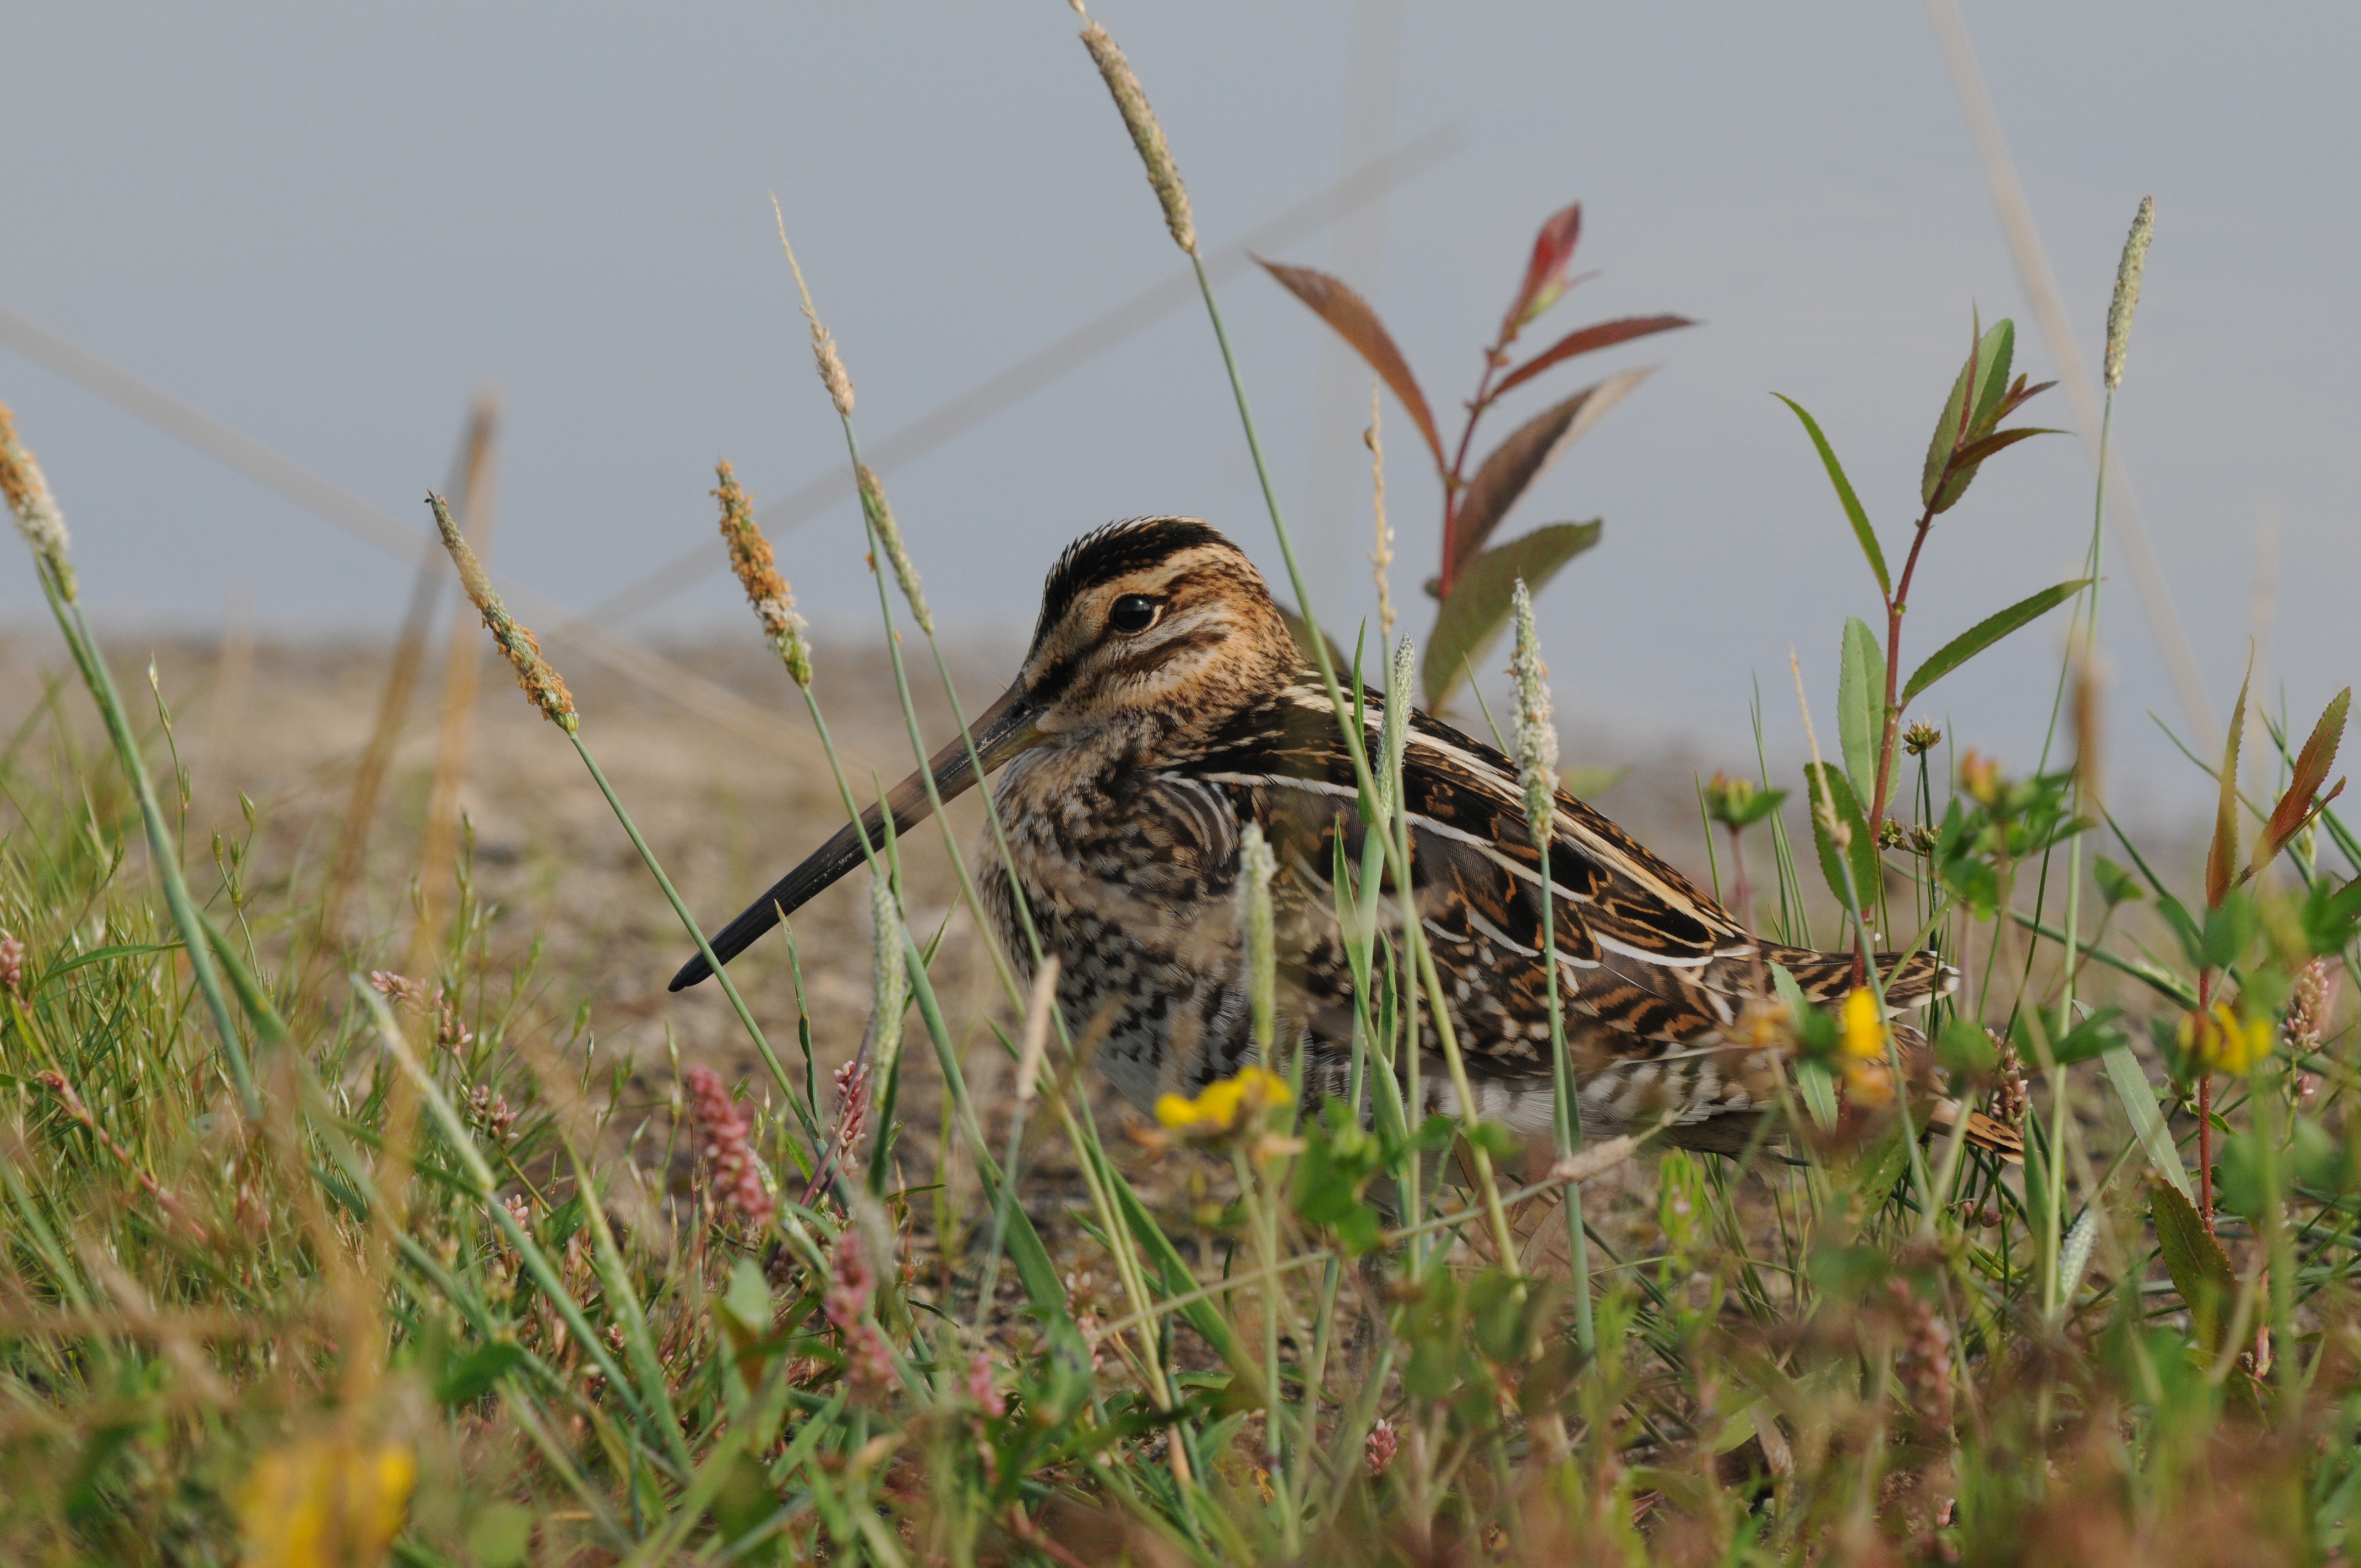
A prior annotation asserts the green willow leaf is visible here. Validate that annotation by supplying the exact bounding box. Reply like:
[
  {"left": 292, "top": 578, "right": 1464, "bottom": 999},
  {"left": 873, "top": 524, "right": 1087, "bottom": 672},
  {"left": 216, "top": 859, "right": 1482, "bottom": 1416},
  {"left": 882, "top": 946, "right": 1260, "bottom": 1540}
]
[
  {"left": 1803, "top": 762, "right": 1880, "bottom": 915},
  {"left": 2104, "top": 1044, "right": 2192, "bottom": 1197},
  {"left": 1898, "top": 578, "right": 2090, "bottom": 706},
  {"left": 1423, "top": 521, "right": 1601, "bottom": 711},
  {"left": 1928, "top": 424, "right": 2060, "bottom": 516},
  {"left": 1922, "top": 316, "right": 2014, "bottom": 505},
  {"left": 2207, "top": 660, "right": 2253, "bottom": 907},
  {"left": 1837, "top": 617, "right": 1887, "bottom": 809},
  {"left": 1968, "top": 317, "right": 2016, "bottom": 435},
  {"left": 2150, "top": 1179, "right": 2236, "bottom": 1347},
  {"left": 1774, "top": 395, "right": 1886, "bottom": 595}
]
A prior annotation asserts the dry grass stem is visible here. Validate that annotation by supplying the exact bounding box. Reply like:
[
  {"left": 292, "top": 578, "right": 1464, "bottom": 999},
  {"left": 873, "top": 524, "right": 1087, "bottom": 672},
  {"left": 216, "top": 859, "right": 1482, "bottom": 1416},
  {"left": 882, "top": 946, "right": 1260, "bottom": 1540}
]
[
  {"left": 1014, "top": 956, "right": 1061, "bottom": 1106},
  {"left": 2072, "top": 634, "right": 2104, "bottom": 809},
  {"left": 1366, "top": 380, "right": 1395, "bottom": 641}
]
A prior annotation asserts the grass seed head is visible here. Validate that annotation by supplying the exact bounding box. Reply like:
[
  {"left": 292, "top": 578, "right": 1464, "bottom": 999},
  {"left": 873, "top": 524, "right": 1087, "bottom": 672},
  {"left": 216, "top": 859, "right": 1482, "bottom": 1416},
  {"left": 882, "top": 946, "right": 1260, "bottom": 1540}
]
[
  {"left": 857, "top": 465, "right": 933, "bottom": 634},
  {"left": 0, "top": 404, "right": 76, "bottom": 601},
  {"left": 869, "top": 874, "right": 907, "bottom": 1095},
  {"left": 1237, "top": 823, "right": 1277, "bottom": 1054},
  {"left": 1509, "top": 578, "right": 1559, "bottom": 836},
  {"left": 1377, "top": 634, "right": 1416, "bottom": 816},
  {"left": 428, "top": 493, "right": 577, "bottom": 732},
  {"left": 2104, "top": 194, "right": 2155, "bottom": 391},
  {"left": 773, "top": 199, "right": 856, "bottom": 417},
  {"left": 1073, "top": 2, "right": 1196, "bottom": 254},
  {"left": 713, "top": 461, "right": 813, "bottom": 687}
]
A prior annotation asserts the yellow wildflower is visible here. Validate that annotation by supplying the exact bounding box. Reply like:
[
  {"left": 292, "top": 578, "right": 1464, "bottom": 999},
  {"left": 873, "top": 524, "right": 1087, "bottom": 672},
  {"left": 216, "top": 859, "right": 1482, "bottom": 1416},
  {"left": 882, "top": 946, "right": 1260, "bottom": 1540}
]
[
  {"left": 1841, "top": 988, "right": 1889, "bottom": 1061},
  {"left": 1733, "top": 997, "right": 1793, "bottom": 1052},
  {"left": 238, "top": 1436, "right": 415, "bottom": 1568},
  {"left": 1154, "top": 1067, "right": 1292, "bottom": 1141},
  {"left": 2181, "top": 1000, "right": 2273, "bottom": 1076},
  {"left": 1844, "top": 1056, "right": 1897, "bottom": 1107}
]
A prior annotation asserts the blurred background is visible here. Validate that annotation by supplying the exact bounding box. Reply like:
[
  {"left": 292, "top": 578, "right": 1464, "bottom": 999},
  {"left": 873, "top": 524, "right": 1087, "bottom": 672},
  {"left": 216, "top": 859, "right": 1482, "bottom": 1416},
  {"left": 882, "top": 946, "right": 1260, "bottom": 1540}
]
[{"left": 2, "top": 1, "right": 2354, "bottom": 822}]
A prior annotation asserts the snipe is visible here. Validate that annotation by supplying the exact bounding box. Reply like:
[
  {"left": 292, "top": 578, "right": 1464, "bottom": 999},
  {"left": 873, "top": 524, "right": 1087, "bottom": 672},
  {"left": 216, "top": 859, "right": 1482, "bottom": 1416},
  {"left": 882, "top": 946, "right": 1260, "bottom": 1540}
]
[{"left": 673, "top": 518, "right": 2008, "bottom": 1156}]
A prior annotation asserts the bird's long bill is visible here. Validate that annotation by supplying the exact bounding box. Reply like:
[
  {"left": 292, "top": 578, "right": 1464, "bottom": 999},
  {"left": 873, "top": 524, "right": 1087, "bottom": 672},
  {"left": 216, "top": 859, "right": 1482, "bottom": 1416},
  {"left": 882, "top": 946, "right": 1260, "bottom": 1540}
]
[{"left": 667, "top": 681, "right": 1045, "bottom": 992}]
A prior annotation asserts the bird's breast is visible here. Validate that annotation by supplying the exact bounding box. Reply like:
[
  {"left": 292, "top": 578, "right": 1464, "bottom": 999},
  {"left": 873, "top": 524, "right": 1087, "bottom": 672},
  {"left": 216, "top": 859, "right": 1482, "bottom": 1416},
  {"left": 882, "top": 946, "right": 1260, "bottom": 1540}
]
[{"left": 976, "top": 747, "right": 1255, "bottom": 1109}]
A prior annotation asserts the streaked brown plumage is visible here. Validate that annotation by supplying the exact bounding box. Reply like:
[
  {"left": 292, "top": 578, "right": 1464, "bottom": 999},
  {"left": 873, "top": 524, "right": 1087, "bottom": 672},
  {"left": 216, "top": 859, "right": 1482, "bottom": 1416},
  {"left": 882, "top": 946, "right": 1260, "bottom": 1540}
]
[{"left": 673, "top": 518, "right": 2011, "bottom": 1158}]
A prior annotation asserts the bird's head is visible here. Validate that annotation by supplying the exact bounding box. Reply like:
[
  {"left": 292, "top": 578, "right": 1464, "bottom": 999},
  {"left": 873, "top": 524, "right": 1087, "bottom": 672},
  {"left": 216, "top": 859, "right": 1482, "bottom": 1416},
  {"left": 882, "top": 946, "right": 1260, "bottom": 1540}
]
[
  {"left": 1013, "top": 517, "right": 1300, "bottom": 745},
  {"left": 667, "top": 518, "right": 1301, "bottom": 992}
]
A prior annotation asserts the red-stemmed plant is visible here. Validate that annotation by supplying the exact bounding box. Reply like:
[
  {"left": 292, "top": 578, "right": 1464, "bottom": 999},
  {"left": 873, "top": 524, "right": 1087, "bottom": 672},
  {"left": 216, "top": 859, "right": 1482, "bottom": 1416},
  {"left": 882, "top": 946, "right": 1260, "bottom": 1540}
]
[{"left": 1261, "top": 204, "right": 1691, "bottom": 708}]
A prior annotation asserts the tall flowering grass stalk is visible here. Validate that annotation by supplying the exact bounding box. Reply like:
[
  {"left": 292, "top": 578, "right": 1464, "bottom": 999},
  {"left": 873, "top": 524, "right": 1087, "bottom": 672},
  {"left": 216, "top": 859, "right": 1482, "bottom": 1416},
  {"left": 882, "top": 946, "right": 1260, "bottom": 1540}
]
[
  {"left": 1071, "top": 1, "right": 1194, "bottom": 255},
  {"left": 1366, "top": 383, "right": 1396, "bottom": 643},
  {"left": 1, "top": 402, "right": 261, "bottom": 1113},
  {"left": 0, "top": 404, "right": 75, "bottom": 600},
  {"left": 1510, "top": 579, "right": 1593, "bottom": 1354},
  {"left": 1239, "top": 822, "right": 1278, "bottom": 1065},
  {"left": 765, "top": 209, "right": 1200, "bottom": 1467},
  {"left": 713, "top": 460, "right": 812, "bottom": 688},
  {"left": 1066, "top": 0, "right": 1524, "bottom": 1289},
  {"left": 8, "top": 159, "right": 2361, "bottom": 1560},
  {"left": 427, "top": 495, "right": 817, "bottom": 1150}
]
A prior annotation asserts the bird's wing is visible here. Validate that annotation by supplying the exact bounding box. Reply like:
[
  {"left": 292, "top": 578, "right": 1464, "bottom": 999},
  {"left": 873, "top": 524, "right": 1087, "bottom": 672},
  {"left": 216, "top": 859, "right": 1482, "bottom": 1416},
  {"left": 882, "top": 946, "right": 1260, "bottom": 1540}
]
[{"left": 1177, "top": 681, "right": 1951, "bottom": 1076}]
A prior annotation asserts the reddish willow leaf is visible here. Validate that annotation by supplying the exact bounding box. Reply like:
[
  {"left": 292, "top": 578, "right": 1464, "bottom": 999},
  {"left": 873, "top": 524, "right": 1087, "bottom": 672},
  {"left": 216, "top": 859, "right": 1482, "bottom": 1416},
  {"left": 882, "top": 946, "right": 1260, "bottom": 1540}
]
[
  {"left": 1492, "top": 314, "right": 1695, "bottom": 400},
  {"left": 1447, "top": 368, "right": 1651, "bottom": 585},
  {"left": 1503, "top": 203, "right": 1582, "bottom": 337},
  {"left": 1258, "top": 259, "right": 1443, "bottom": 470},
  {"left": 2206, "top": 662, "right": 2253, "bottom": 908},
  {"left": 1422, "top": 521, "right": 1599, "bottom": 711},
  {"left": 2254, "top": 687, "right": 2351, "bottom": 873}
]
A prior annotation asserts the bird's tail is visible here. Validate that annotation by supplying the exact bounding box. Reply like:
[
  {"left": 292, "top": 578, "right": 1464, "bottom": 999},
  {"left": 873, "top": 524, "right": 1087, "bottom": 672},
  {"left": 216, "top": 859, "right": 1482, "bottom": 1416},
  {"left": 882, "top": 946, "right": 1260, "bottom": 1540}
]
[
  {"left": 1764, "top": 945, "right": 1958, "bottom": 1008},
  {"left": 1923, "top": 1096, "right": 2026, "bottom": 1163}
]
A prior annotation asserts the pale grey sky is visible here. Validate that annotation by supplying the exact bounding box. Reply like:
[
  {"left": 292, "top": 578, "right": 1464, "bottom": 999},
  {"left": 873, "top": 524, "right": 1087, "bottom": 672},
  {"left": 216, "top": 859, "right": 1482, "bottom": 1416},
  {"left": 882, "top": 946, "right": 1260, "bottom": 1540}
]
[{"left": 3, "top": 3, "right": 2354, "bottom": 814}]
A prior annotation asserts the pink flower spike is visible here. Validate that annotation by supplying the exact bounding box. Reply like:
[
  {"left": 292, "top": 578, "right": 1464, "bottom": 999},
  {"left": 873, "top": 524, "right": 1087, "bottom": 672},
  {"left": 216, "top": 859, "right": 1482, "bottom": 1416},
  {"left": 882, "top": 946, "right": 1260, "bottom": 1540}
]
[
  {"left": 684, "top": 1065, "right": 775, "bottom": 1227},
  {"left": 966, "top": 1351, "right": 1006, "bottom": 1418}
]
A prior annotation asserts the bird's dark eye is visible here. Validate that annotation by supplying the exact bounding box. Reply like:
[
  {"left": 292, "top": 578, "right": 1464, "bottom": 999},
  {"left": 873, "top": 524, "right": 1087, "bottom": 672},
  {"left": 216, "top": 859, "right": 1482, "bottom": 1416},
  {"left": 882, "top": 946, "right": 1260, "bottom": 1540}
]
[{"left": 1108, "top": 594, "right": 1161, "bottom": 635}]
